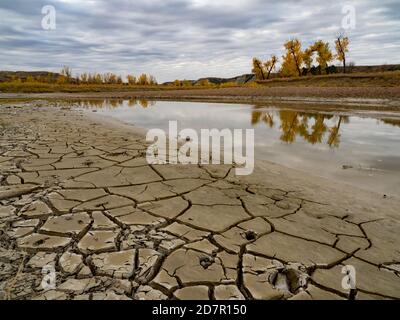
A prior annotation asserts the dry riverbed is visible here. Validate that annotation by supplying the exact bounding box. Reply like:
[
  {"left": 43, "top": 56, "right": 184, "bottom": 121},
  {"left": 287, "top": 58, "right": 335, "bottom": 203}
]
[{"left": 0, "top": 101, "right": 399, "bottom": 300}]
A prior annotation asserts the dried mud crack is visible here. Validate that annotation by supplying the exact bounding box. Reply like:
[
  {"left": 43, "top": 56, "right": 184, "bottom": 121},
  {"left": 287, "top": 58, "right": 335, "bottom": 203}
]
[{"left": 0, "top": 101, "right": 399, "bottom": 300}]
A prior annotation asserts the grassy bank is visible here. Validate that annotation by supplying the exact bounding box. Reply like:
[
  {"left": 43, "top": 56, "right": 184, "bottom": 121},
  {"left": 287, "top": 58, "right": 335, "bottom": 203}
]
[
  {"left": 0, "top": 80, "right": 240, "bottom": 93},
  {"left": 257, "top": 71, "right": 400, "bottom": 87},
  {"left": 0, "top": 71, "right": 399, "bottom": 94},
  {"left": 0, "top": 82, "right": 170, "bottom": 93}
]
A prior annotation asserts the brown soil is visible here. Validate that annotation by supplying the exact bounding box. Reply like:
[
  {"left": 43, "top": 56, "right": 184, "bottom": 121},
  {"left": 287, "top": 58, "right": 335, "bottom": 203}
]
[{"left": 2, "top": 86, "right": 400, "bottom": 102}]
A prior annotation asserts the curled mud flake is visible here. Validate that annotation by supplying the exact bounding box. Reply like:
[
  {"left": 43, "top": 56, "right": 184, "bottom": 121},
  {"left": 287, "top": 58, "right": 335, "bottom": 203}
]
[
  {"left": 268, "top": 263, "right": 309, "bottom": 297},
  {"left": 244, "top": 230, "right": 257, "bottom": 241},
  {"left": 33, "top": 238, "right": 47, "bottom": 246},
  {"left": 199, "top": 256, "right": 214, "bottom": 269},
  {"left": 83, "top": 159, "right": 94, "bottom": 166}
]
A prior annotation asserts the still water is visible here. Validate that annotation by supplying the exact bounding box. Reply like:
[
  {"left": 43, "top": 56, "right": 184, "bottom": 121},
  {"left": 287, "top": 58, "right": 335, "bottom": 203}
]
[{"left": 77, "top": 99, "right": 400, "bottom": 196}]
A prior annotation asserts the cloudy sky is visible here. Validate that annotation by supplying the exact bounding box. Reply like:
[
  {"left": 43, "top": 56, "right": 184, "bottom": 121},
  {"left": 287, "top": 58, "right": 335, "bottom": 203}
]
[{"left": 0, "top": 0, "right": 399, "bottom": 82}]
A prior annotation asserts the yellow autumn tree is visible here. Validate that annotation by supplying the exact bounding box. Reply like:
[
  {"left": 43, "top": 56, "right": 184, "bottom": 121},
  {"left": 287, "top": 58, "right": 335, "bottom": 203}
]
[
  {"left": 138, "top": 74, "right": 149, "bottom": 85},
  {"left": 313, "top": 40, "right": 333, "bottom": 74},
  {"left": 197, "top": 79, "right": 212, "bottom": 87},
  {"left": 109, "top": 73, "right": 118, "bottom": 84},
  {"left": 252, "top": 58, "right": 266, "bottom": 80},
  {"left": 302, "top": 47, "right": 314, "bottom": 73},
  {"left": 335, "top": 34, "right": 349, "bottom": 73},
  {"left": 283, "top": 39, "right": 303, "bottom": 77},
  {"left": 94, "top": 73, "right": 103, "bottom": 84},
  {"left": 127, "top": 75, "right": 136, "bottom": 85},
  {"left": 280, "top": 51, "right": 299, "bottom": 78},
  {"left": 182, "top": 80, "right": 193, "bottom": 87},
  {"left": 263, "top": 55, "right": 278, "bottom": 79}
]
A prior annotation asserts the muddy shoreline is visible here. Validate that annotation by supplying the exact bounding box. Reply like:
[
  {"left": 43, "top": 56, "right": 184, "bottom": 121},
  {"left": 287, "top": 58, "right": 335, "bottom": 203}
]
[
  {"left": 1, "top": 86, "right": 400, "bottom": 110},
  {"left": 1, "top": 101, "right": 400, "bottom": 300}
]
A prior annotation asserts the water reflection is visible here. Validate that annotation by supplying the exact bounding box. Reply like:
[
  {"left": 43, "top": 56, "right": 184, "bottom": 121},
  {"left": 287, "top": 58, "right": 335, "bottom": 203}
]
[
  {"left": 72, "top": 98, "right": 400, "bottom": 195},
  {"left": 73, "top": 98, "right": 400, "bottom": 152},
  {"left": 381, "top": 118, "right": 400, "bottom": 127},
  {"left": 76, "top": 98, "right": 156, "bottom": 109},
  {"left": 251, "top": 110, "right": 350, "bottom": 148}
]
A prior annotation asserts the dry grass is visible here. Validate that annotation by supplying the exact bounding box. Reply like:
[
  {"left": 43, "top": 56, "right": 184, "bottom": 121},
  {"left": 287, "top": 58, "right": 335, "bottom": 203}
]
[
  {"left": 0, "top": 82, "right": 166, "bottom": 93},
  {"left": 0, "top": 71, "right": 399, "bottom": 97},
  {"left": 0, "top": 82, "right": 221, "bottom": 93},
  {"left": 257, "top": 71, "right": 400, "bottom": 87}
]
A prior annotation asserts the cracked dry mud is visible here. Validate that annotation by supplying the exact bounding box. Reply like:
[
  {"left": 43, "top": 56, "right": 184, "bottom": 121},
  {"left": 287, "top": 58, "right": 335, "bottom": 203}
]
[{"left": 0, "top": 101, "right": 400, "bottom": 301}]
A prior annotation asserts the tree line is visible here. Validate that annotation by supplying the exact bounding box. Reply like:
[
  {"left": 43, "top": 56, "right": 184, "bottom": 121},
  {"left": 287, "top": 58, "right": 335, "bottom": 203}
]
[
  {"left": 252, "top": 34, "right": 349, "bottom": 80},
  {"left": 61, "top": 66, "right": 157, "bottom": 85},
  {"left": 9, "top": 66, "right": 158, "bottom": 86}
]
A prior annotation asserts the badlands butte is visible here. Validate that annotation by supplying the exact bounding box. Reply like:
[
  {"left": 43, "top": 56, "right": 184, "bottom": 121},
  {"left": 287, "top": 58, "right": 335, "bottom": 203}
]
[{"left": 0, "top": 100, "right": 400, "bottom": 301}]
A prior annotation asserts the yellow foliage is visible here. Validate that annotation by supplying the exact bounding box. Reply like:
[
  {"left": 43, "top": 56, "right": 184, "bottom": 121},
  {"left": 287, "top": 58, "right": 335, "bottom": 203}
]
[
  {"left": 283, "top": 39, "right": 303, "bottom": 77},
  {"left": 335, "top": 35, "right": 350, "bottom": 73},
  {"left": 313, "top": 40, "right": 333, "bottom": 72},
  {"left": 127, "top": 75, "right": 136, "bottom": 85},
  {"left": 252, "top": 58, "right": 265, "bottom": 80}
]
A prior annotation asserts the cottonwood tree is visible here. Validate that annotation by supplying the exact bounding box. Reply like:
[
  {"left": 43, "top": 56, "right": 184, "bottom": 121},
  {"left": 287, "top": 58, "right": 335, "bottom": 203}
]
[
  {"left": 138, "top": 74, "right": 149, "bottom": 85},
  {"left": 148, "top": 75, "right": 157, "bottom": 85},
  {"left": 197, "top": 79, "right": 212, "bottom": 87},
  {"left": 264, "top": 55, "right": 278, "bottom": 79},
  {"left": 252, "top": 55, "right": 278, "bottom": 80},
  {"left": 61, "top": 66, "right": 72, "bottom": 83},
  {"left": 252, "top": 58, "right": 266, "bottom": 80},
  {"left": 110, "top": 73, "right": 118, "bottom": 84},
  {"left": 127, "top": 75, "right": 136, "bottom": 85},
  {"left": 280, "top": 51, "right": 299, "bottom": 77},
  {"left": 335, "top": 33, "right": 349, "bottom": 73},
  {"left": 302, "top": 47, "right": 314, "bottom": 74},
  {"left": 94, "top": 73, "right": 103, "bottom": 84},
  {"left": 283, "top": 39, "right": 303, "bottom": 77},
  {"left": 312, "top": 40, "right": 333, "bottom": 74},
  {"left": 103, "top": 73, "right": 111, "bottom": 84},
  {"left": 80, "top": 73, "right": 88, "bottom": 84}
]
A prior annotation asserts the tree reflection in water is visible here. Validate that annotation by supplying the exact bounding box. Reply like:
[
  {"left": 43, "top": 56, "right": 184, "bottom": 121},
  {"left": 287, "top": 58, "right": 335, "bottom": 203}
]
[
  {"left": 71, "top": 100, "right": 400, "bottom": 150},
  {"left": 76, "top": 98, "right": 155, "bottom": 109},
  {"left": 251, "top": 109, "right": 349, "bottom": 148}
]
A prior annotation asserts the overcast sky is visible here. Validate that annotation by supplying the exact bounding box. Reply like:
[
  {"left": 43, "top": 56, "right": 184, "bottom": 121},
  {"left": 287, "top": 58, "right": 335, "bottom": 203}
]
[{"left": 0, "top": 0, "right": 399, "bottom": 82}]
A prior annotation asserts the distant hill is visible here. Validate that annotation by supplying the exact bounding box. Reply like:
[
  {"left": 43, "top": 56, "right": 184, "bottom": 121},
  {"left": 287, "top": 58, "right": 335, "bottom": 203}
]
[
  {"left": 196, "top": 74, "right": 256, "bottom": 85},
  {"left": 0, "top": 71, "right": 60, "bottom": 82},
  {"left": 162, "top": 74, "right": 256, "bottom": 86}
]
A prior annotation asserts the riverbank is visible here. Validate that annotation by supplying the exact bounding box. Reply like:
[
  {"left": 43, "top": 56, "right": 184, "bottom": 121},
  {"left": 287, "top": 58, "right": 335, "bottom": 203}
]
[
  {"left": 2, "top": 85, "right": 400, "bottom": 107},
  {"left": 1, "top": 101, "right": 400, "bottom": 300}
]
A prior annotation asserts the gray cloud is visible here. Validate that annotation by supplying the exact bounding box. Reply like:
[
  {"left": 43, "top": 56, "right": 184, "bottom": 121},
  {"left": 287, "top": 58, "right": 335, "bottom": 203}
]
[{"left": 0, "top": 0, "right": 399, "bottom": 82}]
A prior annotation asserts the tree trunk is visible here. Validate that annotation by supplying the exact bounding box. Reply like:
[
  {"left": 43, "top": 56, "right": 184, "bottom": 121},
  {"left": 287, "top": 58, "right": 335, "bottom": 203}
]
[
  {"left": 266, "top": 62, "right": 275, "bottom": 79},
  {"left": 257, "top": 60, "right": 265, "bottom": 80}
]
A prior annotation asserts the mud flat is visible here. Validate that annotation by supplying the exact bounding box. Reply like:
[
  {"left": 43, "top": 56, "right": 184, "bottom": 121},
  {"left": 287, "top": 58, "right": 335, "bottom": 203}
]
[
  {"left": 0, "top": 101, "right": 399, "bottom": 300},
  {"left": 1, "top": 86, "right": 400, "bottom": 109}
]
